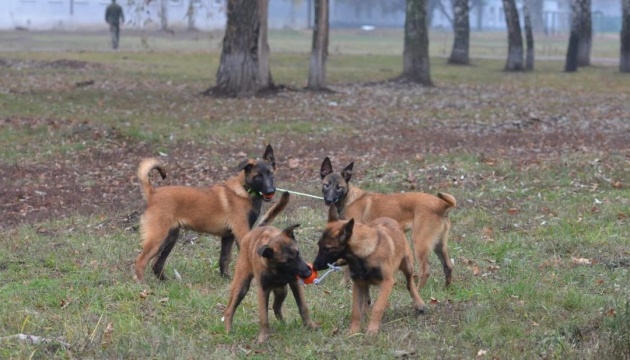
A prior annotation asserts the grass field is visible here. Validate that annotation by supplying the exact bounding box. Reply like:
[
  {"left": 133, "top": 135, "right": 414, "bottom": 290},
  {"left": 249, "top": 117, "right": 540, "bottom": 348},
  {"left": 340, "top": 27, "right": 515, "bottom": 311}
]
[{"left": 0, "top": 29, "right": 629, "bottom": 359}]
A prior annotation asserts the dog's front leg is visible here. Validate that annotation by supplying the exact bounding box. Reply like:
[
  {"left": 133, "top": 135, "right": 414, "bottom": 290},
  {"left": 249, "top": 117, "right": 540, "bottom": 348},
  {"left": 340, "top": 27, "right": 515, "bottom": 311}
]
[
  {"left": 366, "top": 278, "right": 395, "bottom": 336},
  {"left": 289, "top": 281, "right": 318, "bottom": 329},
  {"left": 219, "top": 234, "right": 235, "bottom": 277},
  {"left": 257, "top": 285, "right": 272, "bottom": 343},
  {"left": 223, "top": 274, "right": 253, "bottom": 333},
  {"left": 348, "top": 282, "right": 366, "bottom": 335}
]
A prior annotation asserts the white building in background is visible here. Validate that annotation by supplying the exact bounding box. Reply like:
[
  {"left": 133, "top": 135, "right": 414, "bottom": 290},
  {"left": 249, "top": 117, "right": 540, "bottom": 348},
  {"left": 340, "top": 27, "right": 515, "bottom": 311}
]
[
  {"left": 0, "top": 0, "right": 226, "bottom": 31},
  {"left": 0, "top": 0, "right": 622, "bottom": 32}
]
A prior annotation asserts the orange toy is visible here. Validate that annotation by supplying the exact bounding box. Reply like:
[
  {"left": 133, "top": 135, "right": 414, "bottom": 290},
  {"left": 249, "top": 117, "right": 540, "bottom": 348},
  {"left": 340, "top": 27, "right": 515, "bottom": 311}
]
[{"left": 298, "top": 263, "right": 318, "bottom": 285}]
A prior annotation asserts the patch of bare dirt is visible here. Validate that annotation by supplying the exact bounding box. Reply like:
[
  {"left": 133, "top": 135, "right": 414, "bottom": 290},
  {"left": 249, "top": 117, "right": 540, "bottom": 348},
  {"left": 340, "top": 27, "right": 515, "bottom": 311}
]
[{"left": 1, "top": 82, "right": 628, "bottom": 229}]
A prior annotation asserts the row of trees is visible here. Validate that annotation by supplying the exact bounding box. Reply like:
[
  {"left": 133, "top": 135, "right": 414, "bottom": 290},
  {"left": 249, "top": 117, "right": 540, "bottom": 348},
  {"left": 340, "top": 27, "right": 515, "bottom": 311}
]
[{"left": 207, "top": 0, "right": 630, "bottom": 97}]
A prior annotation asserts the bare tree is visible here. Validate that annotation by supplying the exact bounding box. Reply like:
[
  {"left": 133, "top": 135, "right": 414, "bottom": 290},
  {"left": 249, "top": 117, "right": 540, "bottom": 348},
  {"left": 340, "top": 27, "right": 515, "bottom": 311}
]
[
  {"left": 209, "top": 0, "right": 274, "bottom": 97},
  {"left": 448, "top": 0, "right": 470, "bottom": 65},
  {"left": 186, "top": 0, "right": 196, "bottom": 31},
  {"left": 523, "top": 0, "right": 535, "bottom": 70},
  {"left": 307, "top": 0, "right": 330, "bottom": 91},
  {"left": 502, "top": 0, "right": 524, "bottom": 71},
  {"left": 622, "top": 0, "right": 630, "bottom": 72},
  {"left": 399, "top": 0, "right": 432, "bottom": 85},
  {"left": 577, "top": 0, "right": 592, "bottom": 66},
  {"left": 158, "top": 0, "right": 168, "bottom": 31},
  {"left": 565, "top": 0, "right": 580, "bottom": 72}
]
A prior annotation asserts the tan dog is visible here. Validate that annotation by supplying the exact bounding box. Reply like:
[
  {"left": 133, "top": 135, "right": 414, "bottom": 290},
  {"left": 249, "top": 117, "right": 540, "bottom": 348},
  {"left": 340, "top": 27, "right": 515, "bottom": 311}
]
[
  {"left": 320, "top": 157, "right": 456, "bottom": 289},
  {"left": 223, "top": 192, "right": 318, "bottom": 343},
  {"left": 134, "top": 145, "right": 277, "bottom": 282},
  {"left": 313, "top": 205, "right": 425, "bottom": 335}
]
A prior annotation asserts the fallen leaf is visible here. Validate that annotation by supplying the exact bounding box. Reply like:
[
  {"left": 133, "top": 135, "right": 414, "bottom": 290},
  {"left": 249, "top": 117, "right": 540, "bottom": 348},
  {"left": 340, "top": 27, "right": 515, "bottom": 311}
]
[
  {"left": 605, "top": 308, "right": 616, "bottom": 317},
  {"left": 158, "top": 297, "right": 169, "bottom": 303},
  {"left": 612, "top": 181, "right": 623, "bottom": 189},
  {"left": 288, "top": 158, "right": 300, "bottom": 169},
  {"left": 618, "top": 212, "right": 628, "bottom": 220},
  {"left": 472, "top": 265, "right": 480, "bottom": 276},
  {"left": 571, "top": 257, "right": 592, "bottom": 265},
  {"left": 139, "top": 289, "right": 150, "bottom": 298},
  {"left": 430, "top": 297, "right": 439, "bottom": 304},
  {"left": 488, "top": 265, "right": 500, "bottom": 272},
  {"left": 476, "top": 349, "right": 488, "bottom": 358},
  {"left": 507, "top": 208, "right": 519, "bottom": 216}
]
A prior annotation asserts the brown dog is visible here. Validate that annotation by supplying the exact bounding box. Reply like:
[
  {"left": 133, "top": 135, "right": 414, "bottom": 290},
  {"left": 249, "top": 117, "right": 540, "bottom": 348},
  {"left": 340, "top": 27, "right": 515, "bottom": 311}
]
[
  {"left": 133, "top": 145, "right": 277, "bottom": 282},
  {"left": 320, "top": 157, "right": 456, "bottom": 289},
  {"left": 313, "top": 205, "right": 425, "bottom": 335},
  {"left": 223, "top": 192, "right": 318, "bottom": 343}
]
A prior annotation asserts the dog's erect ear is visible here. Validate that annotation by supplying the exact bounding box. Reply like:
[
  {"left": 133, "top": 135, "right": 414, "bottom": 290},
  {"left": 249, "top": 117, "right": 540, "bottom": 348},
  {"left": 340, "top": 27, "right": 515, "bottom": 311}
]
[
  {"left": 236, "top": 159, "right": 254, "bottom": 173},
  {"left": 257, "top": 245, "right": 274, "bottom": 259},
  {"left": 320, "top": 157, "right": 333, "bottom": 179},
  {"left": 340, "top": 219, "right": 354, "bottom": 244},
  {"left": 341, "top": 162, "right": 354, "bottom": 183},
  {"left": 282, "top": 224, "right": 301, "bottom": 240},
  {"left": 328, "top": 203, "right": 340, "bottom": 222},
  {"left": 263, "top": 144, "right": 275, "bottom": 170}
]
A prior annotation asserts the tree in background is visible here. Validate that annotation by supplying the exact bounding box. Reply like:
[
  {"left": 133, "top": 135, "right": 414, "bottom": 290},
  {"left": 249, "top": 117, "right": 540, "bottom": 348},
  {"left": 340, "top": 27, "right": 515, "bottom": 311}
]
[
  {"left": 523, "top": 0, "right": 534, "bottom": 70},
  {"left": 622, "top": 0, "right": 630, "bottom": 72},
  {"left": 307, "top": 0, "right": 330, "bottom": 90},
  {"left": 399, "top": 0, "right": 433, "bottom": 85},
  {"left": 577, "top": 0, "right": 592, "bottom": 66},
  {"left": 448, "top": 0, "right": 470, "bottom": 65},
  {"left": 209, "top": 0, "right": 274, "bottom": 97},
  {"left": 502, "top": 0, "right": 524, "bottom": 71},
  {"left": 158, "top": 0, "right": 168, "bottom": 31},
  {"left": 565, "top": 0, "right": 580, "bottom": 72}
]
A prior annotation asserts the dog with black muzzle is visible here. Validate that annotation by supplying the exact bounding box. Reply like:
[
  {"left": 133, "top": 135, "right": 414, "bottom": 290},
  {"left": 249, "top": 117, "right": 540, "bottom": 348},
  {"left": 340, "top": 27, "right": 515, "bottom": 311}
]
[
  {"left": 320, "top": 157, "right": 456, "bottom": 289},
  {"left": 133, "top": 145, "right": 277, "bottom": 282},
  {"left": 313, "top": 204, "right": 426, "bottom": 336},
  {"left": 223, "top": 191, "right": 318, "bottom": 343}
]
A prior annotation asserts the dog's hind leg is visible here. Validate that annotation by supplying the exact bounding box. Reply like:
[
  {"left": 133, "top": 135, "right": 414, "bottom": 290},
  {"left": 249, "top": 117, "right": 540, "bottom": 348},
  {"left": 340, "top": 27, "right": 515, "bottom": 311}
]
[
  {"left": 135, "top": 220, "right": 173, "bottom": 282},
  {"left": 219, "top": 234, "right": 235, "bottom": 278},
  {"left": 152, "top": 227, "right": 180, "bottom": 280},
  {"left": 433, "top": 222, "right": 453, "bottom": 287},
  {"left": 272, "top": 286, "right": 288, "bottom": 322}
]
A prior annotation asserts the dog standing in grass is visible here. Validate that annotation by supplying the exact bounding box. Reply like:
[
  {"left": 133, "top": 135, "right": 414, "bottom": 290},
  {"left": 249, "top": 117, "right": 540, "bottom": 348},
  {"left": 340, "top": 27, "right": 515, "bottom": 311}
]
[
  {"left": 223, "top": 191, "right": 318, "bottom": 343},
  {"left": 313, "top": 205, "right": 425, "bottom": 336},
  {"left": 320, "top": 157, "right": 456, "bottom": 289},
  {"left": 133, "top": 145, "right": 277, "bottom": 282}
]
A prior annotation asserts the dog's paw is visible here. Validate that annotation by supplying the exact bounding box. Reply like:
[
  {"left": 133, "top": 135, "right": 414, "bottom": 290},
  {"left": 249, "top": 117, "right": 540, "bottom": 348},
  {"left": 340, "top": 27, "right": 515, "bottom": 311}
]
[
  {"left": 306, "top": 321, "right": 321, "bottom": 330},
  {"left": 365, "top": 326, "right": 380, "bottom": 337}
]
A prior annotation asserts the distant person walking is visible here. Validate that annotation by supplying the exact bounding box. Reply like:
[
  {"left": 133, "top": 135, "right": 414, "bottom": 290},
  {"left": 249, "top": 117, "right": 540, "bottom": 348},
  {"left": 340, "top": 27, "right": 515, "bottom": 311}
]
[{"left": 105, "top": 0, "right": 124, "bottom": 49}]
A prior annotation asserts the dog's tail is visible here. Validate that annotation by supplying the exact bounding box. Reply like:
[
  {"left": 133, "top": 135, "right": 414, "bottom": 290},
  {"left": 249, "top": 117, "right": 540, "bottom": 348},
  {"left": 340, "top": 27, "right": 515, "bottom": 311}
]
[
  {"left": 258, "top": 191, "right": 290, "bottom": 227},
  {"left": 137, "top": 158, "right": 167, "bottom": 201},
  {"left": 437, "top": 192, "right": 457, "bottom": 215}
]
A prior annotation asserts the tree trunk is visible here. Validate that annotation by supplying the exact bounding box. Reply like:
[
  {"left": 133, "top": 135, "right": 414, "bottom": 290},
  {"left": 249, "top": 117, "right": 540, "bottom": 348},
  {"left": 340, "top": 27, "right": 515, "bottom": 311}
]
[
  {"left": 212, "top": 0, "right": 274, "bottom": 97},
  {"left": 307, "top": 0, "right": 330, "bottom": 90},
  {"left": 159, "top": 0, "right": 168, "bottom": 31},
  {"left": 400, "top": 0, "right": 433, "bottom": 86},
  {"left": 186, "top": 0, "right": 196, "bottom": 31},
  {"left": 577, "top": 0, "right": 592, "bottom": 66},
  {"left": 502, "top": 0, "right": 524, "bottom": 71},
  {"left": 523, "top": 0, "right": 535, "bottom": 71},
  {"left": 565, "top": 0, "right": 580, "bottom": 72},
  {"left": 622, "top": 0, "right": 630, "bottom": 72},
  {"left": 448, "top": 0, "right": 470, "bottom": 65}
]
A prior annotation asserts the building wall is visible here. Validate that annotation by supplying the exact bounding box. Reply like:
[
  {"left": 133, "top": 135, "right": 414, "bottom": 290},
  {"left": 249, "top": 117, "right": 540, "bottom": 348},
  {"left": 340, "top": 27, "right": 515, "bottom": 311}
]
[{"left": 1, "top": 0, "right": 226, "bottom": 31}]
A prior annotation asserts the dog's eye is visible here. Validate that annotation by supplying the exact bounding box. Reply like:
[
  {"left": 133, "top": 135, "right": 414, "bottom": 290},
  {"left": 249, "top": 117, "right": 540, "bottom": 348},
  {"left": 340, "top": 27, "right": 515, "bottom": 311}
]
[
  {"left": 323, "top": 183, "right": 329, "bottom": 189},
  {"left": 336, "top": 184, "right": 342, "bottom": 191}
]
